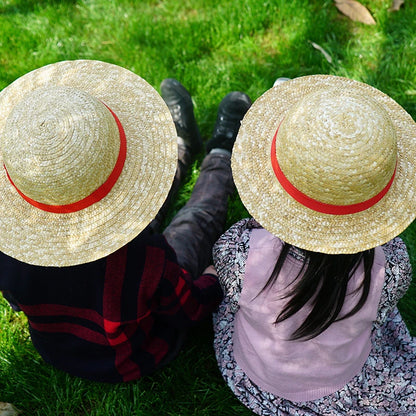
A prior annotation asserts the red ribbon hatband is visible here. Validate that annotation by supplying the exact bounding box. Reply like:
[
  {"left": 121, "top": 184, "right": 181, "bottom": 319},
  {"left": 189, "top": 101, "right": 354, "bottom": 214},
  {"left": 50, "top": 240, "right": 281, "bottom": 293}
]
[
  {"left": 4, "top": 103, "right": 127, "bottom": 214},
  {"left": 270, "top": 125, "right": 396, "bottom": 215}
]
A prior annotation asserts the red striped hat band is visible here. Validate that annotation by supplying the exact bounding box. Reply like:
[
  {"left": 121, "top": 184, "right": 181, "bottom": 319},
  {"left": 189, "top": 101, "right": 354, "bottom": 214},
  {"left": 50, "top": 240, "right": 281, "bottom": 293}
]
[
  {"left": 270, "top": 124, "right": 396, "bottom": 215},
  {"left": 4, "top": 103, "right": 127, "bottom": 214}
]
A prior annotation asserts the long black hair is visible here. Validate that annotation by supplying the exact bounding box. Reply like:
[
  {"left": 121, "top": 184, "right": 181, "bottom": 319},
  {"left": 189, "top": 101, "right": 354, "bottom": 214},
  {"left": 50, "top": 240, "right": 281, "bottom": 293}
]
[{"left": 260, "top": 244, "right": 375, "bottom": 341}]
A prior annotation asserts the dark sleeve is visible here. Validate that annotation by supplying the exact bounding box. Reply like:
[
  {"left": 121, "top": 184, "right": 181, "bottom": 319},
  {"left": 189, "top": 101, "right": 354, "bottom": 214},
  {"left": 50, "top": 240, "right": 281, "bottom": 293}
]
[{"left": 154, "top": 239, "right": 223, "bottom": 328}]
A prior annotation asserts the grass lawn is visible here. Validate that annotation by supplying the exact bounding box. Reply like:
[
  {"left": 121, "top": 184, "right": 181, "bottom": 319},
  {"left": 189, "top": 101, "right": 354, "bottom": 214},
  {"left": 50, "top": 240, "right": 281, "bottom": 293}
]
[{"left": 0, "top": 0, "right": 415, "bottom": 414}]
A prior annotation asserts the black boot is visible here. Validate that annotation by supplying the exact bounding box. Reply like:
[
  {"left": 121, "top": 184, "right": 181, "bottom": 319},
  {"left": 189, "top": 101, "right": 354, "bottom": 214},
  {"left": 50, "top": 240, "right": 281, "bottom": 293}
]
[
  {"left": 206, "top": 91, "right": 252, "bottom": 153},
  {"left": 160, "top": 78, "right": 202, "bottom": 156}
]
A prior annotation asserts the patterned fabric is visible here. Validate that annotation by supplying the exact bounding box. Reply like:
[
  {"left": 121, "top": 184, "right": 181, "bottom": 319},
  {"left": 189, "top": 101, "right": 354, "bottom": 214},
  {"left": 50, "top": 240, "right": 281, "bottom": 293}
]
[
  {"left": 213, "top": 218, "right": 416, "bottom": 415},
  {"left": 0, "top": 231, "right": 222, "bottom": 383}
]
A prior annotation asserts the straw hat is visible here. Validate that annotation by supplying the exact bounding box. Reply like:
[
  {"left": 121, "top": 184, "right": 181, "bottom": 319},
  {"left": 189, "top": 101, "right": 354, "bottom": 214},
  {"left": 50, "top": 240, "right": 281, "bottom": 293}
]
[
  {"left": 232, "top": 75, "right": 416, "bottom": 254},
  {"left": 0, "top": 60, "right": 177, "bottom": 266}
]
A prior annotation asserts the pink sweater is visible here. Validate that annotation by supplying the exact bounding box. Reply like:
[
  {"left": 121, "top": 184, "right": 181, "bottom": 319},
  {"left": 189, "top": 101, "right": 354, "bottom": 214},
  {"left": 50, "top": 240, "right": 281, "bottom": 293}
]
[{"left": 233, "top": 228, "right": 385, "bottom": 402}]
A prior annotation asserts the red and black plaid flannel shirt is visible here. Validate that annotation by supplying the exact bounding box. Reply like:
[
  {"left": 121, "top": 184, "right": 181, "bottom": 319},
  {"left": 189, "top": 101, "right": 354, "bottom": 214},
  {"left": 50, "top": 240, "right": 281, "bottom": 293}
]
[{"left": 0, "top": 232, "right": 223, "bottom": 382}]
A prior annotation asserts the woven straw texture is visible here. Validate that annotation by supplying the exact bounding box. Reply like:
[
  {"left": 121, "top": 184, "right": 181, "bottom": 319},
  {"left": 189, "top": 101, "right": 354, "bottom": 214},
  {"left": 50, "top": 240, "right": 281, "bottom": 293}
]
[
  {"left": 0, "top": 60, "right": 177, "bottom": 266},
  {"left": 232, "top": 75, "right": 416, "bottom": 254}
]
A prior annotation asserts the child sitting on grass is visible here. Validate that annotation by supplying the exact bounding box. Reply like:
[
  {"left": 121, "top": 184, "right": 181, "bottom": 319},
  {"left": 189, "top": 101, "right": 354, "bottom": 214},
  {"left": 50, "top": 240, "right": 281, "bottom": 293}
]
[
  {"left": 212, "top": 75, "right": 416, "bottom": 415},
  {"left": 0, "top": 60, "right": 252, "bottom": 382}
]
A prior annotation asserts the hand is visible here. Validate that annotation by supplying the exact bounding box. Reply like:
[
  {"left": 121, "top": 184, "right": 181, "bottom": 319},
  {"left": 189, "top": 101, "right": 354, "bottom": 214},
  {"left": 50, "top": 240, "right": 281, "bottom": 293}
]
[{"left": 203, "top": 265, "right": 218, "bottom": 276}]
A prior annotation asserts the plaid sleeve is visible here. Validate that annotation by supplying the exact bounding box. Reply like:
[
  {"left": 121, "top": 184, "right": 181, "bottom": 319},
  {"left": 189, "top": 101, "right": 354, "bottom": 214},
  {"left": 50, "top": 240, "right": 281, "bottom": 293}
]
[{"left": 155, "top": 252, "right": 223, "bottom": 328}]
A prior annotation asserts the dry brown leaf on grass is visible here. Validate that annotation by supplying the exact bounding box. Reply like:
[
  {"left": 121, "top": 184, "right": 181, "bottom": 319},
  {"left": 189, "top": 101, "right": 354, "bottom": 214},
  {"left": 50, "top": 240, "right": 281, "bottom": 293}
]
[
  {"left": 334, "top": 0, "right": 376, "bottom": 24},
  {"left": 0, "top": 403, "right": 20, "bottom": 416},
  {"left": 389, "top": 0, "right": 404, "bottom": 11}
]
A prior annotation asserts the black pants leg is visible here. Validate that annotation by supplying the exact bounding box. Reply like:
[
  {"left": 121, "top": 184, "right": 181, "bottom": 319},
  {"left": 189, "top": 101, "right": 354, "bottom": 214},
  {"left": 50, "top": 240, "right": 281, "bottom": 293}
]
[
  {"left": 163, "top": 152, "right": 235, "bottom": 278},
  {"left": 147, "top": 142, "right": 191, "bottom": 234}
]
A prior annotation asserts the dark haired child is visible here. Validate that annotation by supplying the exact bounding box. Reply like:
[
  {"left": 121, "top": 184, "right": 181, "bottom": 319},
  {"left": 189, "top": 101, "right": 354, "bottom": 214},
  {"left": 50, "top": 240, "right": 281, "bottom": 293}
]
[
  {"left": 0, "top": 60, "right": 252, "bottom": 382},
  {"left": 212, "top": 75, "right": 416, "bottom": 415}
]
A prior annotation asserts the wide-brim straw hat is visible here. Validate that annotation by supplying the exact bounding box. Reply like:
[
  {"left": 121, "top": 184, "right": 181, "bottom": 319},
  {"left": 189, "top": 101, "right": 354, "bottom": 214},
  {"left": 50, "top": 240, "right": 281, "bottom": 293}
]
[
  {"left": 232, "top": 75, "right": 416, "bottom": 254},
  {"left": 0, "top": 60, "right": 177, "bottom": 266}
]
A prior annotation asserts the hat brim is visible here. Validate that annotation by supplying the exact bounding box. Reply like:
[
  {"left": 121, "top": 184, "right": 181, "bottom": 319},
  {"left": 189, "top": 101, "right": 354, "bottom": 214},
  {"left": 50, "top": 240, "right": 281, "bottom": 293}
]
[
  {"left": 232, "top": 75, "right": 416, "bottom": 254},
  {"left": 0, "top": 60, "right": 178, "bottom": 266}
]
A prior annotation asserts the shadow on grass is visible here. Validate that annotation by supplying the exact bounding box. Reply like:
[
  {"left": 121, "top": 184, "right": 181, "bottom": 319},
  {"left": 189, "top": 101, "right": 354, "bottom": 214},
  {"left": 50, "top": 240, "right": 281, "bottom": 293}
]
[
  {"left": 0, "top": 0, "right": 78, "bottom": 15},
  {"left": 377, "top": 4, "right": 416, "bottom": 117},
  {"left": 0, "top": 318, "right": 253, "bottom": 415}
]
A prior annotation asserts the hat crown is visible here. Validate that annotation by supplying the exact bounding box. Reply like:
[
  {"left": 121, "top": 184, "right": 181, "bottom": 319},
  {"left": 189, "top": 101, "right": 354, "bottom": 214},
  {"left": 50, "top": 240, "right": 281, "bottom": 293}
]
[
  {"left": 1, "top": 86, "right": 120, "bottom": 205},
  {"left": 275, "top": 88, "right": 397, "bottom": 205}
]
